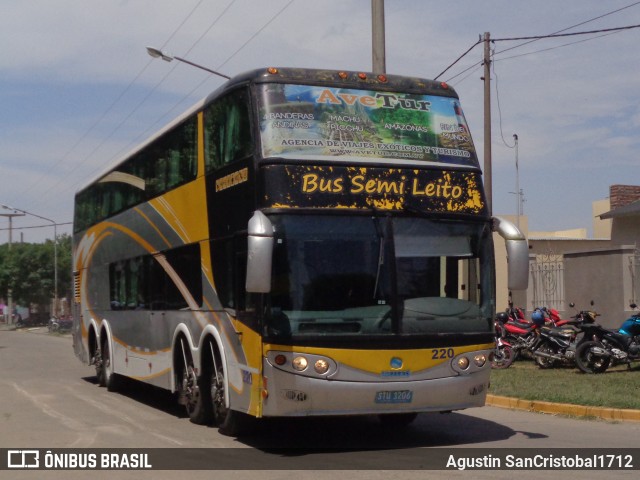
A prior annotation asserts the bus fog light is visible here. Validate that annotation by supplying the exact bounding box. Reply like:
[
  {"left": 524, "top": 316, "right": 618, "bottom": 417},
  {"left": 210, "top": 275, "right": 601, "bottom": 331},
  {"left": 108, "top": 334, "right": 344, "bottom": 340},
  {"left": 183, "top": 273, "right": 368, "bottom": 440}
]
[
  {"left": 474, "top": 354, "right": 487, "bottom": 367},
  {"left": 314, "top": 359, "right": 329, "bottom": 374},
  {"left": 457, "top": 357, "right": 470, "bottom": 370},
  {"left": 292, "top": 356, "right": 308, "bottom": 371}
]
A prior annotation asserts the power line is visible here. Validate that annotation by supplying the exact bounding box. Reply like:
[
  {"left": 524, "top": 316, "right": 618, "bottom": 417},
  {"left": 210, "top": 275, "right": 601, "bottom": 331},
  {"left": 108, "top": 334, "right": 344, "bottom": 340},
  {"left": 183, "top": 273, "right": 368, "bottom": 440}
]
[
  {"left": 17, "top": 0, "right": 209, "bottom": 212},
  {"left": 0, "top": 222, "right": 72, "bottom": 232},
  {"left": 65, "top": 0, "right": 295, "bottom": 195},
  {"left": 495, "top": 0, "right": 640, "bottom": 55},
  {"left": 494, "top": 30, "right": 622, "bottom": 63},
  {"left": 444, "top": 21, "right": 640, "bottom": 85},
  {"left": 434, "top": 39, "right": 481, "bottom": 81},
  {"left": 439, "top": 1, "right": 640, "bottom": 84},
  {"left": 493, "top": 23, "right": 640, "bottom": 42}
]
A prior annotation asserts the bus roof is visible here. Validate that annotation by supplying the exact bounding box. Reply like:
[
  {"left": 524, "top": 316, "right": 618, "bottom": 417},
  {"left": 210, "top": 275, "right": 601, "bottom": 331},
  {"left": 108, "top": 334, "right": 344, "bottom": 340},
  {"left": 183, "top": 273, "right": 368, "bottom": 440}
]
[
  {"left": 77, "top": 67, "right": 461, "bottom": 195},
  {"left": 208, "top": 67, "right": 460, "bottom": 102}
]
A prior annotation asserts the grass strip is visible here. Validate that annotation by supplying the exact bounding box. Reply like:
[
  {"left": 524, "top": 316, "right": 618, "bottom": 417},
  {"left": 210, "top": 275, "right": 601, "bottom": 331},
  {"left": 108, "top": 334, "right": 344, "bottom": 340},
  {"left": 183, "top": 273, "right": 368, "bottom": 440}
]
[{"left": 489, "top": 360, "right": 640, "bottom": 410}]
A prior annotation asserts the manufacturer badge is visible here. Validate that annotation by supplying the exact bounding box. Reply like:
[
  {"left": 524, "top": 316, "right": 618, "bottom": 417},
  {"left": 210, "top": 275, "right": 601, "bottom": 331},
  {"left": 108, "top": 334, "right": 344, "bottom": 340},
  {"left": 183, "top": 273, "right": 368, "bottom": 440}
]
[{"left": 390, "top": 357, "right": 403, "bottom": 369}]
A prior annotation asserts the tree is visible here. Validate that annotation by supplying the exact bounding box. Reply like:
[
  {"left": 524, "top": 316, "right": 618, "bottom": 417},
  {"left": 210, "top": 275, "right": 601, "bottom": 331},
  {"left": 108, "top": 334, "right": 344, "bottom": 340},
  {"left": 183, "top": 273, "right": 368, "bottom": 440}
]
[{"left": 0, "top": 233, "right": 72, "bottom": 309}]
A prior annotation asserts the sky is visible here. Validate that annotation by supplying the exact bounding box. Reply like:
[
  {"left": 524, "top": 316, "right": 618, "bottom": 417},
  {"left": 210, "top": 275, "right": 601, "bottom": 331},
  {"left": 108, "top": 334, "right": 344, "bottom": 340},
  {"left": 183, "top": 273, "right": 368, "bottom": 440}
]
[{"left": 1, "top": 0, "right": 639, "bottom": 243}]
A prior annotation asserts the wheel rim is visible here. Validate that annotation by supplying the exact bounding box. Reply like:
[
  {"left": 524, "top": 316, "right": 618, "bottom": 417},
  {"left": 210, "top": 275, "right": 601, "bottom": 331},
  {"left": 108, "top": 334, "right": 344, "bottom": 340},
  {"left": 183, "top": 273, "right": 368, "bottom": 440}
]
[
  {"left": 492, "top": 346, "right": 513, "bottom": 369},
  {"left": 182, "top": 366, "right": 199, "bottom": 415},
  {"left": 211, "top": 370, "right": 228, "bottom": 425}
]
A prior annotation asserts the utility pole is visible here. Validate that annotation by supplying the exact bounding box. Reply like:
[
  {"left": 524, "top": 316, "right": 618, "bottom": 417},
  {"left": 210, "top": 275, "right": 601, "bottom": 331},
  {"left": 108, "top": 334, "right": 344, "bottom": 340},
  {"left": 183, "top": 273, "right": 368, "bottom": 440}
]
[
  {"left": 0, "top": 210, "right": 25, "bottom": 324},
  {"left": 371, "top": 0, "right": 386, "bottom": 73},
  {"left": 514, "top": 134, "right": 520, "bottom": 228},
  {"left": 482, "top": 32, "right": 492, "bottom": 215}
]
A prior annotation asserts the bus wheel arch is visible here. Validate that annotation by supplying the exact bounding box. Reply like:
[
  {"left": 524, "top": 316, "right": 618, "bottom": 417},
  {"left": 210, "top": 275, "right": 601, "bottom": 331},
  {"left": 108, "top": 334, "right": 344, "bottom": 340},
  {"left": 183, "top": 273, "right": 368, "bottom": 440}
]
[{"left": 200, "top": 331, "right": 250, "bottom": 436}]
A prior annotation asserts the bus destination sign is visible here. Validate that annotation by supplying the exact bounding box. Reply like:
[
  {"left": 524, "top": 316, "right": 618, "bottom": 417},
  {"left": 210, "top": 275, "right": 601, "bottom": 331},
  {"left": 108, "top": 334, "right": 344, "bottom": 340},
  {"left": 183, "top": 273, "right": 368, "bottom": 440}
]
[{"left": 260, "top": 165, "right": 487, "bottom": 215}]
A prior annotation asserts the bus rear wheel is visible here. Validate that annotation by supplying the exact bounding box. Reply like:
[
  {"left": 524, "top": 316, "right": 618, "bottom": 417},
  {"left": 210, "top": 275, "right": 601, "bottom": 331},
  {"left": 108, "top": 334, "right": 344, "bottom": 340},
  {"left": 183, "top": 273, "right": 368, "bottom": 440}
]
[
  {"left": 97, "top": 336, "right": 119, "bottom": 392},
  {"left": 176, "top": 337, "right": 213, "bottom": 425}
]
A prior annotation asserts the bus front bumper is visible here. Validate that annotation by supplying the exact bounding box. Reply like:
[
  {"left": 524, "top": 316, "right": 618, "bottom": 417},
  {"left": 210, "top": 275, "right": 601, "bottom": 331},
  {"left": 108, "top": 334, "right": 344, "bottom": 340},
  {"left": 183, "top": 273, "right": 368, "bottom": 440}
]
[{"left": 260, "top": 364, "right": 490, "bottom": 417}]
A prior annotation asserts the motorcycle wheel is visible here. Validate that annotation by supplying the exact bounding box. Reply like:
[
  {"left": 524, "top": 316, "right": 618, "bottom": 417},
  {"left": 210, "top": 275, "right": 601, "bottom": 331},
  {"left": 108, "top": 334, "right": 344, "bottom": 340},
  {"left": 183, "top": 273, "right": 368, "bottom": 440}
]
[
  {"left": 534, "top": 343, "right": 556, "bottom": 369},
  {"left": 492, "top": 345, "right": 515, "bottom": 369},
  {"left": 575, "top": 341, "right": 610, "bottom": 374}
]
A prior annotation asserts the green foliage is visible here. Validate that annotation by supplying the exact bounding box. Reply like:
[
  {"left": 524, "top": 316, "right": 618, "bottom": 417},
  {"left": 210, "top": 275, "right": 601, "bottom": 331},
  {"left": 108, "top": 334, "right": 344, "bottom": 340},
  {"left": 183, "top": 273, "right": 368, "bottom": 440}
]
[
  {"left": 0, "top": 234, "right": 71, "bottom": 307},
  {"left": 490, "top": 360, "right": 640, "bottom": 410}
]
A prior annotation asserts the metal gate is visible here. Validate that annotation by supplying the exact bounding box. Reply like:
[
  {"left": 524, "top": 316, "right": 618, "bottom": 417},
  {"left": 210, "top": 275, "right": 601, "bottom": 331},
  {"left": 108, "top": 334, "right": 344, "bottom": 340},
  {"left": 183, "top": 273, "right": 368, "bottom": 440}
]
[{"left": 529, "top": 253, "right": 565, "bottom": 311}]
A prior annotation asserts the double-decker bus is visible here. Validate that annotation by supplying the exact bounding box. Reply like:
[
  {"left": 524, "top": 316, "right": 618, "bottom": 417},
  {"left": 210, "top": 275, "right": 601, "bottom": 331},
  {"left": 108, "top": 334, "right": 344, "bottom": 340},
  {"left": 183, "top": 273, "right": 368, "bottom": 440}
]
[{"left": 72, "top": 67, "right": 528, "bottom": 435}]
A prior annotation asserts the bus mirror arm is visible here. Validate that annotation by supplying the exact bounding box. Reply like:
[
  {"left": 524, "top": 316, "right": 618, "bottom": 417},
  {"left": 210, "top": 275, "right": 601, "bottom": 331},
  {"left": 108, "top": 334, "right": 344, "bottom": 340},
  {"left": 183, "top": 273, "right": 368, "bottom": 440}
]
[
  {"left": 246, "top": 211, "right": 274, "bottom": 293},
  {"left": 493, "top": 216, "right": 529, "bottom": 291}
]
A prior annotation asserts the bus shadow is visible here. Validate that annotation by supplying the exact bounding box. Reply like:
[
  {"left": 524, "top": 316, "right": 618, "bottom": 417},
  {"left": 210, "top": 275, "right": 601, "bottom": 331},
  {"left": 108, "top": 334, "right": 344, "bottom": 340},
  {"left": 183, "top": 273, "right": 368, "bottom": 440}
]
[
  {"left": 82, "top": 375, "right": 188, "bottom": 419},
  {"left": 82, "top": 375, "right": 529, "bottom": 452},
  {"left": 239, "top": 411, "right": 520, "bottom": 451}
]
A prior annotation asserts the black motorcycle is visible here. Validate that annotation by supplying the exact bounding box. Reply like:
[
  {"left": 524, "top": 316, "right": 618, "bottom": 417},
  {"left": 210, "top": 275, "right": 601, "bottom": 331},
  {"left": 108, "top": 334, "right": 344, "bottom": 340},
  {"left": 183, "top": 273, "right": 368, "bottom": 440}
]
[
  {"left": 531, "top": 309, "right": 597, "bottom": 369},
  {"left": 575, "top": 307, "right": 640, "bottom": 374}
]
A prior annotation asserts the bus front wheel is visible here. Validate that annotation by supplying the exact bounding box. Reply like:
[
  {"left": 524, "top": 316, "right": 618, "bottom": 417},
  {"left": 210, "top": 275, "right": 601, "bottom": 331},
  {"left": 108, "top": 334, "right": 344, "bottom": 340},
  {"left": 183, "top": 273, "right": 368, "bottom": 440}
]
[{"left": 208, "top": 345, "right": 250, "bottom": 436}]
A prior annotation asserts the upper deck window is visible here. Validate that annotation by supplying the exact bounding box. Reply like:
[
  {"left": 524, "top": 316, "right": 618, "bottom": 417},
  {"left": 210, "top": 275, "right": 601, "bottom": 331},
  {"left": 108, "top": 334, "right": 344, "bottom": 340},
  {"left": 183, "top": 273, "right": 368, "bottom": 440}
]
[
  {"left": 257, "top": 83, "right": 478, "bottom": 168},
  {"left": 204, "top": 88, "right": 252, "bottom": 171}
]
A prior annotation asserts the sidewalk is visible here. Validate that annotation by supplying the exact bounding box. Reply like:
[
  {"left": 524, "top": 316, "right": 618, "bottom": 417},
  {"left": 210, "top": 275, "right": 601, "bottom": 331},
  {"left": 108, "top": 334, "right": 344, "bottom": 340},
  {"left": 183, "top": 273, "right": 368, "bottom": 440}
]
[{"left": 486, "top": 394, "right": 640, "bottom": 422}]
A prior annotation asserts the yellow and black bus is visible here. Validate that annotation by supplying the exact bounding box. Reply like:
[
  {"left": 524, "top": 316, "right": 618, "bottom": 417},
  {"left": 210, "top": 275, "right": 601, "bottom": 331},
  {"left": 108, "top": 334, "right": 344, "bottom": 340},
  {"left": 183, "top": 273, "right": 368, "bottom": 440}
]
[{"left": 72, "top": 67, "right": 528, "bottom": 435}]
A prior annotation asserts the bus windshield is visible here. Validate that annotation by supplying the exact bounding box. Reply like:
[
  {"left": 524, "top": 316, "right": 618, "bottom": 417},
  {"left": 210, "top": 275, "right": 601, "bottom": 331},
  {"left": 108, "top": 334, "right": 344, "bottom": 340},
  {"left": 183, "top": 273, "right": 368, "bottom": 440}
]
[
  {"left": 266, "top": 215, "right": 494, "bottom": 339},
  {"left": 258, "top": 83, "right": 478, "bottom": 168}
]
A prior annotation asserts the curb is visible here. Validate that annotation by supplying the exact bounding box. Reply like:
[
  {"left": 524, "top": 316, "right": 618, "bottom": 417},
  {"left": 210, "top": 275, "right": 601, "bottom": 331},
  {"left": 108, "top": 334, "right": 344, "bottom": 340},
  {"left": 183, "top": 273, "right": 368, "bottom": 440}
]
[{"left": 486, "top": 394, "right": 640, "bottom": 423}]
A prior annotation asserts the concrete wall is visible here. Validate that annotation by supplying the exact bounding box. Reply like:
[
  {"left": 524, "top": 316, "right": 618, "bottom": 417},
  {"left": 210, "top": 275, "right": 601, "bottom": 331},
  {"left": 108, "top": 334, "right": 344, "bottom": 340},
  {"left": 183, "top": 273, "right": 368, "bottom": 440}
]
[
  {"left": 564, "top": 246, "right": 636, "bottom": 329},
  {"left": 611, "top": 216, "right": 640, "bottom": 245}
]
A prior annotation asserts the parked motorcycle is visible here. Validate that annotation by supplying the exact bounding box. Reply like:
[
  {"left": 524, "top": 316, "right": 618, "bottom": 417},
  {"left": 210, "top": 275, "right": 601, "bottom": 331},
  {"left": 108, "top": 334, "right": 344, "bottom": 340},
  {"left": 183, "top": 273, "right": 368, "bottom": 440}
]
[
  {"left": 575, "top": 304, "right": 640, "bottom": 374},
  {"left": 48, "top": 315, "right": 73, "bottom": 333},
  {"left": 497, "top": 308, "right": 544, "bottom": 360},
  {"left": 491, "top": 319, "right": 515, "bottom": 369},
  {"left": 531, "top": 309, "right": 597, "bottom": 369},
  {"left": 541, "top": 307, "right": 575, "bottom": 327}
]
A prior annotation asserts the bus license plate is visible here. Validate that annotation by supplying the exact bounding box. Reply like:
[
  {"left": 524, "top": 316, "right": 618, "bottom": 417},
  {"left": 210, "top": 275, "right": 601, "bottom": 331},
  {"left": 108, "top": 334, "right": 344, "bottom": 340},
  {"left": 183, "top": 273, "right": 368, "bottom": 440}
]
[{"left": 374, "top": 390, "right": 413, "bottom": 404}]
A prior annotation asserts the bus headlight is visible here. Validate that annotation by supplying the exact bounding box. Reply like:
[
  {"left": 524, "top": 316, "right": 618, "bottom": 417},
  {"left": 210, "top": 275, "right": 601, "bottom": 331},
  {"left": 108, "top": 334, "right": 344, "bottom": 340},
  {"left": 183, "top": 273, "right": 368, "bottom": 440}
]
[
  {"left": 267, "top": 351, "right": 337, "bottom": 377},
  {"left": 456, "top": 357, "right": 470, "bottom": 370},
  {"left": 292, "top": 356, "right": 308, "bottom": 371},
  {"left": 473, "top": 354, "right": 487, "bottom": 367},
  {"left": 314, "top": 359, "right": 329, "bottom": 374}
]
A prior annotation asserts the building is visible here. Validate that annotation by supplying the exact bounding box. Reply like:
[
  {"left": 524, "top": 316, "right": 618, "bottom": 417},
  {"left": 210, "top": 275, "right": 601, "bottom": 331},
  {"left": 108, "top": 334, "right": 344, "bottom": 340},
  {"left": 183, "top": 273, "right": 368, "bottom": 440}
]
[{"left": 496, "top": 184, "right": 640, "bottom": 329}]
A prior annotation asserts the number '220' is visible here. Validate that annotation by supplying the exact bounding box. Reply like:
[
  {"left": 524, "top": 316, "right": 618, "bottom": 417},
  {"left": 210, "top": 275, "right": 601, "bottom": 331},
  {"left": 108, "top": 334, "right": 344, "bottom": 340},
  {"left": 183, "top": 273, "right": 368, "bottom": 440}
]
[{"left": 431, "top": 348, "right": 454, "bottom": 360}]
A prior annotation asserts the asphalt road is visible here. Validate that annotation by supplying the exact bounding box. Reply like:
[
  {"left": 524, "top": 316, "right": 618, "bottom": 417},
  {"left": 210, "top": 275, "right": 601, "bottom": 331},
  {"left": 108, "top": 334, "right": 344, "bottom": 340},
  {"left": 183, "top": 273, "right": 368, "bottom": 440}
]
[{"left": 1, "top": 327, "right": 639, "bottom": 480}]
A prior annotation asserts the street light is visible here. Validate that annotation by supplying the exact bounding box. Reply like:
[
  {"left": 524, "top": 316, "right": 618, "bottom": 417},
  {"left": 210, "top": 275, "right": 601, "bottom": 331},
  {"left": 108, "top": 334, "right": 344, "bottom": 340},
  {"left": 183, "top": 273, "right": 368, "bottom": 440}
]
[
  {"left": 1, "top": 204, "right": 58, "bottom": 317},
  {"left": 0, "top": 208, "right": 25, "bottom": 324},
  {"left": 146, "top": 47, "right": 230, "bottom": 80}
]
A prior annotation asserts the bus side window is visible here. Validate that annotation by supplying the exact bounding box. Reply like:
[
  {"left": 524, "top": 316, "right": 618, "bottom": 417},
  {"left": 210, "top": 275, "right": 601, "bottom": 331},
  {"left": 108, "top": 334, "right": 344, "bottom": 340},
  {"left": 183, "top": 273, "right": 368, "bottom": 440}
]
[
  {"left": 210, "top": 235, "right": 248, "bottom": 312},
  {"left": 204, "top": 89, "right": 252, "bottom": 172}
]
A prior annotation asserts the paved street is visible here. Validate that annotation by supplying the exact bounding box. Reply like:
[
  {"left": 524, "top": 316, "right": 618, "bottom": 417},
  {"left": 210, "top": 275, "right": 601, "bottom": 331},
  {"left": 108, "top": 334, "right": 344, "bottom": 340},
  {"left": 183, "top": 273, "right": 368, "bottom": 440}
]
[{"left": 1, "top": 328, "right": 639, "bottom": 479}]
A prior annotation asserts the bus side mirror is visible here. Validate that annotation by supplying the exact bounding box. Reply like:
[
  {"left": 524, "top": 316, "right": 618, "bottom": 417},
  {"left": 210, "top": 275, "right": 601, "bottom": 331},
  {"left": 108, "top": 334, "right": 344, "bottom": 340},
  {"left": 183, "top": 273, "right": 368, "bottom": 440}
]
[
  {"left": 246, "top": 211, "right": 274, "bottom": 293},
  {"left": 493, "top": 216, "right": 529, "bottom": 291}
]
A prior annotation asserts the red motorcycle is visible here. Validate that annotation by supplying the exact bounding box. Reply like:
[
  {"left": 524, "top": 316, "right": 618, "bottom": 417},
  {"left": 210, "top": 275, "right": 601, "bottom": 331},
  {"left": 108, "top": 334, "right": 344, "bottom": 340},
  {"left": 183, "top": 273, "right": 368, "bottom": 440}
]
[
  {"left": 542, "top": 307, "right": 574, "bottom": 327},
  {"left": 496, "top": 307, "right": 546, "bottom": 360},
  {"left": 491, "top": 319, "right": 515, "bottom": 369}
]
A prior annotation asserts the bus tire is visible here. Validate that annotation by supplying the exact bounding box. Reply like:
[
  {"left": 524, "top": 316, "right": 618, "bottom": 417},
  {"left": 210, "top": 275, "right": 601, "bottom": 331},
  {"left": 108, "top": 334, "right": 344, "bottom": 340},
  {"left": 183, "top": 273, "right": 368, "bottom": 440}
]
[
  {"left": 186, "top": 366, "right": 213, "bottom": 425},
  {"left": 99, "top": 335, "right": 120, "bottom": 392},
  {"left": 176, "top": 337, "right": 213, "bottom": 425},
  {"left": 207, "top": 344, "right": 251, "bottom": 436}
]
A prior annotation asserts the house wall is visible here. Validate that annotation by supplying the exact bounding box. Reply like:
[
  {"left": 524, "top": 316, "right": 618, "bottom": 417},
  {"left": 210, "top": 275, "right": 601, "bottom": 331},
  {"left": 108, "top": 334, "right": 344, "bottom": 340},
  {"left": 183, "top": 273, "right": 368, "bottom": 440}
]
[
  {"left": 611, "top": 216, "right": 640, "bottom": 245},
  {"left": 563, "top": 248, "right": 633, "bottom": 329}
]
